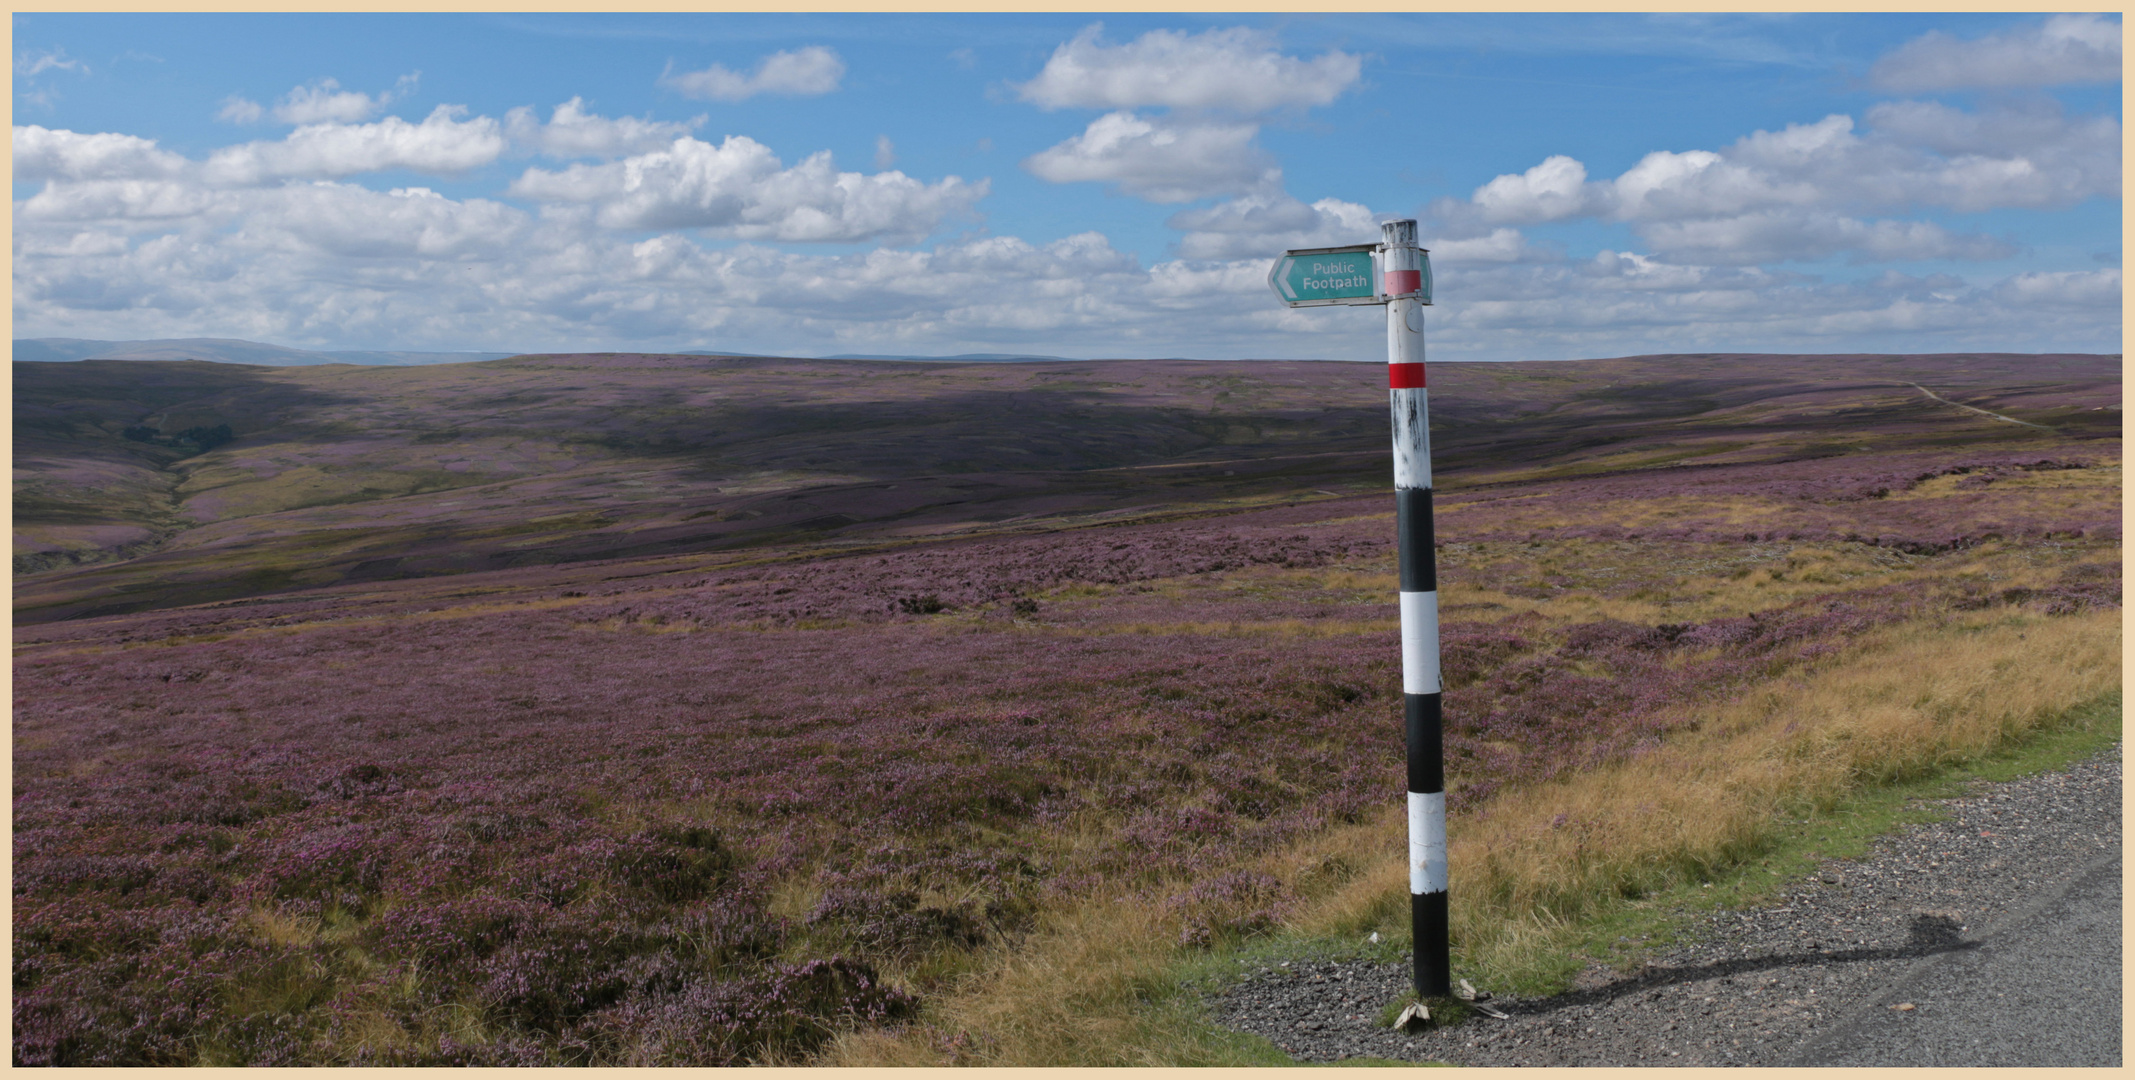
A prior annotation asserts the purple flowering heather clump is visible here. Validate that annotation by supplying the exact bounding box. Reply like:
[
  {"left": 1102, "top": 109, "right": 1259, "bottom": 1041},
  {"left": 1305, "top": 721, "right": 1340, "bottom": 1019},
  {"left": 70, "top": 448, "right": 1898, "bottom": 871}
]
[
  {"left": 313, "top": 763, "right": 398, "bottom": 801},
  {"left": 237, "top": 827, "right": 390, "bottom": 911},
  {"left": 804, "top": 887, "right": 985, "bottom": 960},
  {"left": 472, "top": 916, "right": 668, "bottom": 1032},
  {"left": 369, "top": 893, "right": 543, "bottom": 956},
  {"left": 13, "top": 910, "right": 296, "bottom": 1066},
  {"left": 508, "top": 836, "right": 619, "bottom": 909},
  {"left": 579, "top": 957, "right": 917, "bottom": 1066},
  {"left": 1438, "top": 625, "right": 1538, "bottom": 689},
  {"left": 661, "top": 894, "right": 789, "bottom": 965},
  {"left": 607, "top": 826, "right": 736, "bottom": 905}
]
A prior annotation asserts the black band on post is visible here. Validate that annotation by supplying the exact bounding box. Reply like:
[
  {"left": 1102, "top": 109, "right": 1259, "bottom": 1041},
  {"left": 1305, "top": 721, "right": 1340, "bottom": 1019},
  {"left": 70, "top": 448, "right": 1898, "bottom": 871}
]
[
  {"left": 1397, "top": 487, "right": 1436, "bottom": 593},
  {"left": 1411, "top": 891, "right": 1451, "bottom": 998},
  {"left": 1404, "top": 692, "right": 1444, "bottom": 795}
]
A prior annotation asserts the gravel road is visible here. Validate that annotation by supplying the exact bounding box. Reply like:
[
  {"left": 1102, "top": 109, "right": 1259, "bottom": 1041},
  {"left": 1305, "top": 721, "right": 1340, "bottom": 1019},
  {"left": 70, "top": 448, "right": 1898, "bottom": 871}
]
[{"left": 1207, "top": 743, "right": 2121, "bottom": 1067}]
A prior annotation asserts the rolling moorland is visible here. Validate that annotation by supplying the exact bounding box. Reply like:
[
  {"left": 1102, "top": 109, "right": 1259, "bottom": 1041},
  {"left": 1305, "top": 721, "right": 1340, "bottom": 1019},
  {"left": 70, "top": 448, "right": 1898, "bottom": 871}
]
[
  {"left": 12, "top": 350, "right": 2122, "bottom": 1065},
  {"left": 13, "top": 337, "right": 522, "bottom": 368},
  {"left": 10, "top": 336, "right": 1070, "bottom": 368}
]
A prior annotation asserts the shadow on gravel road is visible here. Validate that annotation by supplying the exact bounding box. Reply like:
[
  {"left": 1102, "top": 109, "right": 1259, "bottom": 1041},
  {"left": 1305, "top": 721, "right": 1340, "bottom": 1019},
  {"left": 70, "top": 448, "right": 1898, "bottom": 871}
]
[{"left": 1508, "top": 914, "right": 1976, "bottom": 1017}]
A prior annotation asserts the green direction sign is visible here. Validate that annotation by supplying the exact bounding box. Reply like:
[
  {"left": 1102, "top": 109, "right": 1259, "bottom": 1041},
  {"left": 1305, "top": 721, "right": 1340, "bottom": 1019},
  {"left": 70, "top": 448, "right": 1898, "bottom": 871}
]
[{"left": 1269, "top": 244, "right": 1380, "bottom": 308}]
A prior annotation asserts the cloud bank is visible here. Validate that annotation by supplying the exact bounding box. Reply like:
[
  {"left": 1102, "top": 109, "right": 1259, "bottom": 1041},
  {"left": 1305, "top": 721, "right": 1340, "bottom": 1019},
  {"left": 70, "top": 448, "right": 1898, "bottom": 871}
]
[
  {"left": 10, "top": 19, "right": 2122, "bottom": 362},
  {"left": 1870, "top": 13, "right": 2120, "bottom": 91}
]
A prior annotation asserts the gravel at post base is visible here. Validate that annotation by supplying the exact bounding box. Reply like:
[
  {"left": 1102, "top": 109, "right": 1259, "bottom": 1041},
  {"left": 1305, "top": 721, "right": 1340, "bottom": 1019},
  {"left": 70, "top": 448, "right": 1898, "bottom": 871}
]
[{"left": 1206, "top": 743, "right": 2121, "bottom": 1066}]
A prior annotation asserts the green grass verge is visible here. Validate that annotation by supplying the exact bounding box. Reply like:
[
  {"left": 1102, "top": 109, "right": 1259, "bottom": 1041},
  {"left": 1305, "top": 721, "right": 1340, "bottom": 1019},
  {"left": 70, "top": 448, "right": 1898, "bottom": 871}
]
[{"left": 1158, "top": 689, "right": 2122, "bottom": 1067}]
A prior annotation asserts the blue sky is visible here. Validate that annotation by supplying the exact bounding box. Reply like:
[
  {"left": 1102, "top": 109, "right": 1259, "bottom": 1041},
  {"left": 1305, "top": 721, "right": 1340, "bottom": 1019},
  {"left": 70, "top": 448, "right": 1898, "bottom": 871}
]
[{"left": 12, "top": 13, "right": 2121, "bottom": 362}]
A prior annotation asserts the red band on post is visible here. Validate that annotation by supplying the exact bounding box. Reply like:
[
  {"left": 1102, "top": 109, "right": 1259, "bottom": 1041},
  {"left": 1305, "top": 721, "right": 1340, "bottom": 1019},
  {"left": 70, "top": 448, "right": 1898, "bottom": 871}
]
[
  {"left": 1385, "top": 270, "right": 1422, "bottom": 296},
  {"left": 1389, "top": 363, "right": 1426, "bottom": 389}
]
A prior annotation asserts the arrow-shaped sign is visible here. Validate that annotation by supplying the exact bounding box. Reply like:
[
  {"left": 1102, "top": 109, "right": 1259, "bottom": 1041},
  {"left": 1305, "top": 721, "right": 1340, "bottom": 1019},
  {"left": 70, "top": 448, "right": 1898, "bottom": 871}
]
[{"left": 1268, "top": 244, "right": 1381, "bottom": 308}]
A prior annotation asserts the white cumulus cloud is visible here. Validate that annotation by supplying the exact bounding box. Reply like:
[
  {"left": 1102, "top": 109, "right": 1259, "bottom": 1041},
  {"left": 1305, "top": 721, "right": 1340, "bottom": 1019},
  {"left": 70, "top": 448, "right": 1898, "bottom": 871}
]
[
  {"left": 505, "top": 97, "right": 701, "bottom": 158},
  {"left": 220, "top": 75, "right": 423, "bottom": 127},
  {"left": 13, "top": 174, "right": 2121, "bottom": 361},
  {"left": 14, "top": 126, "right": 188, "bottom": 181},
  {"left": 1473, "top": 155, "right": 1595, "bottom": 224},
  {"left": 1606, "top": 143, "right": 1818, "bottom": 222},
  {"left": 1014, "top": 25, "right": 1363, "bottom": 211},
  {"left": 1858, "top": 99, "right": 2122, "bottom": 212},
  {"left": 1461, "top": 103, "right": 2118, "bottom": 229},
  {"left": 661, "top": 46, "right": 845, "bottom": 102},
  {"left": 255, "top": 182, "right": 529, "bottom": 261},
  {"left": 1167, "top": 193, "right": 1378, "bottom": 260},
  {"left": 11, "top": 59, "right": 2119, "bottom": 364},
  {"left": 507, "top": 135, "right": 986, "bottom": 245},
  {"left": 277, "top": 76, "right": 402, "bottom": 124},
  {"left": 17, "top": 178, "right": 227, "bottom": 223},
  {"left": 1024, "top": 111, "right": 1274, "bottom": 204},
  {"left": 1016, "top": 24, "right": 1361, "bottom": 113},
  {"left": 1871, "top": 14, "right": 2120, "bottom": 92},
  {"left": 203, "top": 106, "right": 509, "bottom": 184},
  {"left": 1432, "top": 99, "right": 2117, "bottom": 267}
]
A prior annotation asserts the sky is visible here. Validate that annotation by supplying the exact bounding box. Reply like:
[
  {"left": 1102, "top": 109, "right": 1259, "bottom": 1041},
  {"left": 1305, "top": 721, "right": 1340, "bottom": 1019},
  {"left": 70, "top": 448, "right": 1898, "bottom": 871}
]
[{"left": 11, "top": 12, "right": 2123, "bottom": 363}]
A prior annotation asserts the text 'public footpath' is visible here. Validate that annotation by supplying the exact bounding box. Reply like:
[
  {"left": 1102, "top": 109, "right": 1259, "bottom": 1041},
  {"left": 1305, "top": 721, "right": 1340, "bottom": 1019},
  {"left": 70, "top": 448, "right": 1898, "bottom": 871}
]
[{"left": 1303, "top": 265, "right": 1370, "bottom": 293}]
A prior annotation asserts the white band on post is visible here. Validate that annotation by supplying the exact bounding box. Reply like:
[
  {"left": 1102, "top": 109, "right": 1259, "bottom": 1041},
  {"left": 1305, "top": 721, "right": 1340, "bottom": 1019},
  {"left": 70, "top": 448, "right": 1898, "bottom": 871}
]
[
  {"left": 1408, "top": 791, "right": 1448, "bottom": 894},
  {"left": 1399, "top": 590, "right": 1440, "bottom": 695},
  {"left": 1390, "top": 387, "right": 1432, "bottom": 490}
]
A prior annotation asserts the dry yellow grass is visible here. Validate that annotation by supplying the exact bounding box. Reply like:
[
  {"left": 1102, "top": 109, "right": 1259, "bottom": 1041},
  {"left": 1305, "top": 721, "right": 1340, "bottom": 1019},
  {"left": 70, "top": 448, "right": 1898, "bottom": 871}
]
[
  {"left": 1367, "top": 606, "right": 2120, "bottom": 981},
  {"left": 823, "top": 605, "right": 2120, "bottom": 1067},
  {"left": 829, "top": 892, "right": 1186, "bottom": 1067}
]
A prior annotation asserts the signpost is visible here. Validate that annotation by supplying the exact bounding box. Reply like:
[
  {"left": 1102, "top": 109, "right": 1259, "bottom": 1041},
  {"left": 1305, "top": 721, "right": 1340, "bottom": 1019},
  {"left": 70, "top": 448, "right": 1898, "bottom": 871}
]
[
  {"left": 1267, "top": 244, "right": 1382, "bottom": 307},
  {"left": 1270, "top": 220, "right": 1448, "bottom": 1003}
]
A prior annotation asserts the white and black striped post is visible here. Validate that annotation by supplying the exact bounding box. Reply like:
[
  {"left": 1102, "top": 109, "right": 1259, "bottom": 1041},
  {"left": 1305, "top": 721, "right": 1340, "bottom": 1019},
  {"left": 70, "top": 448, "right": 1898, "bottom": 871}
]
[
  {"left": 1381, "top": 218, "right": 1448, "bottom": 1000},
  {"left": 1266, "top": 221, "right": 1445, "bottom": 998}
]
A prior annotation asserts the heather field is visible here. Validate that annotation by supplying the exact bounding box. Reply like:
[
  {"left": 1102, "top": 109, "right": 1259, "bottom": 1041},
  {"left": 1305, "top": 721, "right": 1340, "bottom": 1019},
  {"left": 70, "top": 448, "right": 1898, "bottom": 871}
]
[
  {"left": 15, "top": 351, "right": 2116, "bottom": 617},
  {"left": 12, "top": 351, "right": 2122, "bottom": 1065}
]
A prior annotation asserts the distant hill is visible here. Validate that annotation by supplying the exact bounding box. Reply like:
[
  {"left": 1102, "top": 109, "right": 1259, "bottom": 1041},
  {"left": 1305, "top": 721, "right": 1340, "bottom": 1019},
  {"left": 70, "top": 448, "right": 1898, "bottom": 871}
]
[
  {"left": 15, "top": 338, "right": 1106, "bottom": 367},
  {"left": 824, "top": 352, "right": 1086, "bottom": 363},
  {"left": 673, "top": 350, "right": 1096, "bottom": 363},
  {"left": 12, "top": 350, "right": 2118, "bottom": 622},
  {"left": 14, "top": 337, "right": 521, "bottom": 367}
]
